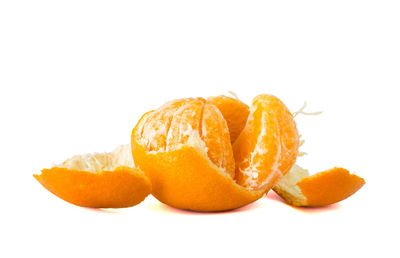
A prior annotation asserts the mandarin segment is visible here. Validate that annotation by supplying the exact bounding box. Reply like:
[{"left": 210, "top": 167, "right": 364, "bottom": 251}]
[
  {"left": 233, "top": 94, "right": 299, "bottom": 191},
  {"left": 139, "top": 99, "right": 189, "bottom": 151},
  {"left": 207, "top": 95, "right": 250, "bottom": 143},
  {"left": 201, "top": 103, "right": 235, "bottom": 178},
  {"left": 166, "top": 99, "right": 205, "bottom": 152}
]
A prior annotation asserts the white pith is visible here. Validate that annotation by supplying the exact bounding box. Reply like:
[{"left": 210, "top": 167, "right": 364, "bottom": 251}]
[
  {"left": 273, "top": 164, "right": 309, "bottom": 205},
  {"left": 55, "top": 144, "right": 134, "bottom": 173}
]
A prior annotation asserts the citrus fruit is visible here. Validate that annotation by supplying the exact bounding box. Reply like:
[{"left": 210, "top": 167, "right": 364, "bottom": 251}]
[{"left": 131, "top": 94, "right": 299, "bottom": 211}]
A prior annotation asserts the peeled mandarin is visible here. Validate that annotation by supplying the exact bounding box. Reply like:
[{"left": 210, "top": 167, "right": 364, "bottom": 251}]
[{"left": 131, "top": 95, "right": 299, "bottom": 211}]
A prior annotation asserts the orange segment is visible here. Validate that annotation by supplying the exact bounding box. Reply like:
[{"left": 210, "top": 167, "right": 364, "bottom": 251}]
[
  {"left": 165, "top": 99, "right": 205, "bottom": 152},
  {"left": 273, "top": 164, "right": 365, "bottom": 207},
  {"left": 139, "top": 99, "right": 189, "bottom": 151},
  {"left": 200, "top": 103, "right": 235, "bottom": 176},
  {"left": 34, "top": 145, "right": 151, "bottom": 208},
  {"left": 208, "top": 95, "right": 250, "bottom": 143},
  {"left": 233, "top": 94, "right": 299, "bottom": 190}
]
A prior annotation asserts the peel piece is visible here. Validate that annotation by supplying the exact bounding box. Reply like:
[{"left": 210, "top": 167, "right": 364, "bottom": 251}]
[
  {"left": 34, "top": 145, "right": 151, "bottom": 208},
  {"left": 131, "top": 142, "right": 264, "bottom": 211},
  {"left": 273, "top": 164, "right": 365, "bottom": 207}
]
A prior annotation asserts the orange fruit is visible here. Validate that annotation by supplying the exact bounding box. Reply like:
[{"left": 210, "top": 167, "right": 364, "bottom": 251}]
[
  {"left": 34, "top": 145, "right": 151, "bottom": 208},
  {"left": 273, "top": 164, "right": 365, "bottom": 207},
  {"left": 131, "top": 94, "right": 299, "bottom": 211}
]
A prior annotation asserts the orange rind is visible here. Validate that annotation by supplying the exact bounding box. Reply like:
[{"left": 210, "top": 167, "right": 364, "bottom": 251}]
[
  {"left": 131, "top": 94, "right": 299, "bottom": 211},
  {"left": 273, "top": 164, "right": 365, "bottom": 207},
  {"left": 34, "top": 145, "right": 151, "bottom": 208}
]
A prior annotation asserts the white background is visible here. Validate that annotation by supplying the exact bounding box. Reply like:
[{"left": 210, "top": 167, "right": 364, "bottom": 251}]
[{"left": 1, "top": 1, "right": 399, "bottom": 257}]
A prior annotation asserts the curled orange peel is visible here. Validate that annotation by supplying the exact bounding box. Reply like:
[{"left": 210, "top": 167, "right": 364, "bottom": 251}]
[
  {"left": 34, "top": 145, "right": 151, "bottom": 208},
  {"left": 273, "top": 164, "right": 365, "bottom": 207},
  {"left": 131, "top": 94, "right": 299, "bottom": 211}
]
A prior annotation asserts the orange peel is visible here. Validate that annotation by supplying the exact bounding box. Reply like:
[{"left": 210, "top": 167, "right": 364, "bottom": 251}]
[
  {"left": 34, "top": 145, "right": 151, "bottom": 208},
  {"left": 273, "top": 164, "right": 365, "bottom": 207},
  {"left": 131, "top": 94, "right": 299, "bottom": 211}
]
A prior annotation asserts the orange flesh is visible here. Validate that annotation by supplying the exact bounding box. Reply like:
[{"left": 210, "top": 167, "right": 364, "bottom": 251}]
[
  {"left": 297, "top": 167, "right": 365, "bottom": 207},
  {"left": 34, "top": 166, "right": 151, "bottom": 208},
  {"left": 201, "top": 103, "right": 235, "bottom": 175}
]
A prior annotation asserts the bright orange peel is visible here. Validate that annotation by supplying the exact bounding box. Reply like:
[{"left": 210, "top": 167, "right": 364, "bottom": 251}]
[
  {"left": 273, "top": 164, "right": 365, "bottom": 207},
  {"left": 34, "top": 145, "right": 151, "bottom": 208}
]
